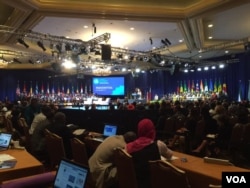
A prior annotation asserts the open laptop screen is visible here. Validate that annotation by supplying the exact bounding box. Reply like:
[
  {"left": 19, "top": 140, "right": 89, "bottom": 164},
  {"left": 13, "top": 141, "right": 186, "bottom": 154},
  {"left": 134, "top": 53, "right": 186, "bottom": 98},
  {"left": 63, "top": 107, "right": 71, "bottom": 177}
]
[
  {"left": 54, "top": 159, "right": 89, "bottom": 188},
  {"left": 103, "top": 124, "right": 117, "bottom": 137},
  {"left": 0, "top": 132, "right": 12, "bottom": 151}
]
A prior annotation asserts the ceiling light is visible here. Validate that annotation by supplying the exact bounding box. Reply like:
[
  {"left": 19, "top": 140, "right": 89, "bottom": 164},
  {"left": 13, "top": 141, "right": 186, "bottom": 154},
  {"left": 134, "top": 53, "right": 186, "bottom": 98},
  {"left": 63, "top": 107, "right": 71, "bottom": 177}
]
[
  {"left": 130, "top": 27, "right": 134, "bottom": 30},
  {"left": 211, "top": 65, "right": 216, "bottom": 69},
  {"left": 219, "top": 64, "right": 225, "bottom": 68},
  {"left": 204, "top": 66, "right": 209, "bottom": 70},
  {"left": 208, "top": 36, "right": 213, "bottom": 39},
  {"left": 37, "top": 41, "right": 46, "bottom": 51},
  {"left": 184, "top": 69, "right": 188, "bottom": 73},
  {"left": 197, "top": 67, "right": 202, "bottom": 71},
  {"left": 225, "top": 50, "right": 229, "bottom": 54},
  {"left": 17, "top": 38, "right": 29, "bottom": 48},
  {"left": 208, "top": 24, "right": 213, "bottom": 28}
]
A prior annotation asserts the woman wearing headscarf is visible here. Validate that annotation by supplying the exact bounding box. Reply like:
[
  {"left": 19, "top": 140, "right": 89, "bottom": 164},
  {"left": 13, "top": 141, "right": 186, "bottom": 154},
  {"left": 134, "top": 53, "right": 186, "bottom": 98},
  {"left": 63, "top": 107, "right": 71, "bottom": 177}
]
[{"left": 126, "top": 118, "right": 173, "bottom": 188}]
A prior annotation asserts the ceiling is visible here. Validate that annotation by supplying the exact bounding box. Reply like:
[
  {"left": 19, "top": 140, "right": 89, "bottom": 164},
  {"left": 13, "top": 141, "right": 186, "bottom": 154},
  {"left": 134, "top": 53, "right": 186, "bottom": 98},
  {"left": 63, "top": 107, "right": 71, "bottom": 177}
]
[{"left": 0, "top": 0, "right": 250, "bottom": 76}]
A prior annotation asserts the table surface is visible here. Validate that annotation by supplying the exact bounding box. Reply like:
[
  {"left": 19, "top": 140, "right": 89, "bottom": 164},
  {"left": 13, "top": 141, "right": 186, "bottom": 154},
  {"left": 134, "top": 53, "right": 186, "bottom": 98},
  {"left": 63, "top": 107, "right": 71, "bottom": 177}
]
[
  {"left": 0, "top": 148, "right": 45, "bottom": 183},
  {"left": 168, "top": 151, "right": 250, "bottom": 187}
]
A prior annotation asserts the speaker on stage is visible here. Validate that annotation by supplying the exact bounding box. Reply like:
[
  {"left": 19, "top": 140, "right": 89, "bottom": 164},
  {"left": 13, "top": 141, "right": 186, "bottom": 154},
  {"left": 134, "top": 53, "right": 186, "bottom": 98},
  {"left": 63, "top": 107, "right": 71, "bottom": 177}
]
[{"left": 101, "top": 44, "right": 111, "bottom": 60}]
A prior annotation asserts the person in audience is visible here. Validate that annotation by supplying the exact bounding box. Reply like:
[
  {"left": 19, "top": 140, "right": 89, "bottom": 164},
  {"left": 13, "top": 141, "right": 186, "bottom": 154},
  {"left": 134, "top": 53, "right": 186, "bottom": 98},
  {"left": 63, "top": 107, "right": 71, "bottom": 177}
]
[
  {"left": 31, "top": 107, "right": 55, "bottom": 161},
  {"left": 88, "top": 131, "right": 137, "bottom": 188},
  {"left": 125, "top": 118, "right": 173, "bottom": 188},
  {"left": 29, "top": 105, "right": 52, "bottom": 135},
  {"left": 191, "top": 104, "right": 219, "bottom": 155},
  {"left": 24, "top": 98, "right": 41, "bottom": 127},
  {"left": 46, "top": 112, "right": 74, "bottom": 159}
]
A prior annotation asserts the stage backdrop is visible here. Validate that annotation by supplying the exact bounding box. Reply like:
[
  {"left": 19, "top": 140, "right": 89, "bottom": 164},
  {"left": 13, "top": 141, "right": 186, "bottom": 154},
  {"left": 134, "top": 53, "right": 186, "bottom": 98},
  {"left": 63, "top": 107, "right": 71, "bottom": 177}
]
[{"left": 0, "top": 52, "right": 250, "bottom": 102}]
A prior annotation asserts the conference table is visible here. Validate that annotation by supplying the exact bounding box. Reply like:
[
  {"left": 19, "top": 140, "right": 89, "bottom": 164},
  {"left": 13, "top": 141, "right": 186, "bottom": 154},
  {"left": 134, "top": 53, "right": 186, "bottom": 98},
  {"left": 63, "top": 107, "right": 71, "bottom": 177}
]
[
  {"left": 0, "top": 148, "right": 45, "bottom": 184},
  {"left": 168, "top": 151, "right": 250, "bottom": 188}
]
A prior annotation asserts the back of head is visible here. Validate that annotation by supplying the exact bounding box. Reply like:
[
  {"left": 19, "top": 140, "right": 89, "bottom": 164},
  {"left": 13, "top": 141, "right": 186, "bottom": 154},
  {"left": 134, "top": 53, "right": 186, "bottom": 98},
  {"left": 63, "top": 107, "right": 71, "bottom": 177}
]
[
  {"left": 54, "top": 112, "right": 66, "bottom": 124},
  {"left": 123, "top": 131, "right": 137, "bottom": 143},
  {"left": 138, "top": 118, "right": 155, "bottom": 139}
]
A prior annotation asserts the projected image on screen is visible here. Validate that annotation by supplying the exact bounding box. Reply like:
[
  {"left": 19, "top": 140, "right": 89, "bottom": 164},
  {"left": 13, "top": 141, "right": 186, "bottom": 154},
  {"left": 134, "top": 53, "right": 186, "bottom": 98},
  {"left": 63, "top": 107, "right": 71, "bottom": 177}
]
[{"left": 92, "top": 77, "right": 125, "bottom": 96}]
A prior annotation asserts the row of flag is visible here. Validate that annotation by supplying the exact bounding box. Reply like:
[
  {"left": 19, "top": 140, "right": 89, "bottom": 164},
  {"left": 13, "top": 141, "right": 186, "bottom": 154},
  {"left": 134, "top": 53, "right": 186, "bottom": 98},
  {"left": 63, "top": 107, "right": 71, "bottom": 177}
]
[
  {"left": 16, "top": 81, "right": 91, "bottom": 96},
  {"left": 176, "top": 79, "right": 227, "bottom": 94}
]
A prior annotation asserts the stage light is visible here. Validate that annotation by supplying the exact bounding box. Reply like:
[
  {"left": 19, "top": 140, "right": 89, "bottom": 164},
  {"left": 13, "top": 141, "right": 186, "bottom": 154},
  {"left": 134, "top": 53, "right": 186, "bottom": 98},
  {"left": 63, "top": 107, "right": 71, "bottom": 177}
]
[
  {"left": 17, "top": 38, "right": 29, "bottom": 48},
  {"left": 13, "top": 58, "right": 22, "bottom": 64},
  {"left": 149, "top": 37, "right": 153, "bottom": 45},
  {"left": 37, "top": 41, "right": 46, "bottom": 51},
  {"left": 56, "top": 44, "right": 62, "bottom": 53}
]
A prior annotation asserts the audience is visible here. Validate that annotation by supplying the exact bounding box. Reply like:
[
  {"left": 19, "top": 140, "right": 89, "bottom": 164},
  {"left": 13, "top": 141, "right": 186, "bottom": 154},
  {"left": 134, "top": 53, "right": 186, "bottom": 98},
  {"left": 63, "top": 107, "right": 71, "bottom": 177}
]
[
  {"left": 88, "top": 131, "right": 136, "bottom": 188},
  {"left": 125, "top": 118, "right": 173, "bottom": 188}
]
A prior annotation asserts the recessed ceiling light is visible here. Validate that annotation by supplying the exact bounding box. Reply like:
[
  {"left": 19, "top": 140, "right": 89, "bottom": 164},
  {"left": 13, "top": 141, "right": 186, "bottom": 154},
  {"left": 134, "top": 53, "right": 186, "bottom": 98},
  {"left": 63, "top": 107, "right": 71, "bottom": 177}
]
[
  {"left": 179, "top": 39, "right": 183, "bottom": 43},
  {"left": 130, "top": 27, "right": 135, "bottom": 30},
  {"left": 208, "top": 24, "right": 213, "bottom": 28},
  {"left": 83, "top": 25, "right": 88, "bottom": 29},
  {"left": 225, "top": 50, "right": 229, "bottom": 53},
  {"left": 208, "top": 36, "right": 213, "bottom": 39}
]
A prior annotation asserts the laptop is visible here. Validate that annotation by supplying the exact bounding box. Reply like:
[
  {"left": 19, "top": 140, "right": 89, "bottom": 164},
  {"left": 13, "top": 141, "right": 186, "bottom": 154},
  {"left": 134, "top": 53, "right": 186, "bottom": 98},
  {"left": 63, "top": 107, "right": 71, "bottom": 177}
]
[
  {"left": 53, "top": 158, "right": 89, "bottom": 188},
  {"left": 103, "top": 124, "right": 118, "bottom": 138},
  {"left": 0, "top": 132, "right": 12, "bottom": 151},
  {"left": 92, "top": 124, "right": 118, "bottom": 142}
]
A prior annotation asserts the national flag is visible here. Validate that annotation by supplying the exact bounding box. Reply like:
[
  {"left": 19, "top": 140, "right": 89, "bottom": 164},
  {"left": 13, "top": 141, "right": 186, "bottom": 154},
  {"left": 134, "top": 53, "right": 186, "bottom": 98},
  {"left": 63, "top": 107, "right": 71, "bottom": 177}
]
[
  {"left": 35, "top": 81, "right": 39, "bottom": 95},
  {"left": 209, "top": 79, "right": 213, "bottom": 92},
  {"left": 204, "top": 79, "right": 208, "bottom": 92},
  {"left": 61, "top": 84, "right": 65, "bottom": 94},
  {"left": 218, "top": 79, "right": 222, "bottom": 93},
  {"left": 180, "top": 81, "right": 183, "bottom": 93},
  {"left": 188, "top": 80, "right": 191, "bottom": 92},
  {"left": 147, "top": 87, "right": 152, "bottom": 102},
  {"left": 191, "top": 80, "right": 195, "bottom": 93},
  {"left": 41, "top": 82, "right": 44, "bottom": 94},
  {"left": 67, "top": 85, "right": 70, "bottom": 94},
  {"left": 176, "top": 81, "right": 180, "bottom": 94},
  {"left": 223, "top": 83, "right": 227, "bottom": 94},
  {"left": 57, "top": 83, "right": 60, "bottom": 95},
  {"left": 80, "top": 83, "right": 83, "bottom": 94},
  {"left": 30, "top": 81, "right": 33, "bottom": 96},
  {"left": 47, "top": 83, "right": 50, "bottom": 94},
  {"left": 16, "top": 80, "right": 20, "bottom": 96},
  {"left": 76, "top": 84, "right": 79, "bottom": 94},
  {"left": 52, "top": 83, "right": 55, "bottom": 94},
  {"left": 85, "top": 84, "right": 87, "bottom": 94},
  {"left": 196, "top": 80, "right": 199, "bottom": 92},
  {"left": 183, "top": 80, "right": 187, "bottom": 92},
  {"left": 238, "top": 80, "right": 242, "bottom": 102},
  {"left": 214, "top": 79, "right": 217, "bottom": 92},
  {"left": 200, "top": 80, "right": 204, "bottom": 92},
  {"left": 23, "top": 81, "right": 27, "bottom": 94}
]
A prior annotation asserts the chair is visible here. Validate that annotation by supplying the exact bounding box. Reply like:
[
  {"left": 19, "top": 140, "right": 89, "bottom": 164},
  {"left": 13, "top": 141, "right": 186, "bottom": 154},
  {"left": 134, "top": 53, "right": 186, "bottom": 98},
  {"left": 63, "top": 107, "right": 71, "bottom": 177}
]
[
  {"left": 18, "top": 118, "right": 31, "bottom": 151},
  {"left": 70, "top": 137, "right": 89, "bottom": 166},
  {"left": 113, "top": 147, "right": 138, "bottom": 188},
  {"left": 148, "top": 160, "right": 191, "bottom": 188},
  {"left": 44, "top": 129, "right": 66, "bottom": 170},
  {"left": 0, "top": 171, "right": 55, "bottom": 188}
]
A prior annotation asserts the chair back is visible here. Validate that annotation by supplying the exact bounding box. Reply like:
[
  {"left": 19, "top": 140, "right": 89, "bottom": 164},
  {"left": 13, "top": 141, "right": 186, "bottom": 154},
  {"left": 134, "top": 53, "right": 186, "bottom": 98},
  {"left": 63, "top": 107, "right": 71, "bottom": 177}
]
[
  {"left": 18, "top": 118, "right": 31, "bottom": 151},
  {"left": 113, "top": 147, "right": 138, "bottom": 188},
  {"left": 148, "top": 160, "right": 191, "bottom": 188},
  {"left": 70, "top": 137, "right": 89, "bottom": 166},
  {"left": 44, "top": 129, "right": 66, "bottom": 170}
]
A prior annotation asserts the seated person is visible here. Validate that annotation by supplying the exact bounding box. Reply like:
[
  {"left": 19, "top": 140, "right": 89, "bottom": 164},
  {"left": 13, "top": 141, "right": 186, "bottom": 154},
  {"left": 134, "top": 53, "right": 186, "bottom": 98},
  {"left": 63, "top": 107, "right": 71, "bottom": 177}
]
[
  {"left": 88, "top": 131, "right": 136, "bottom": 188},
  {"left": 125, "top": 118, "right": 173, "bottom": 188},
  {"left": 46, "top": 112, "right": 74, "bottom": 159}
]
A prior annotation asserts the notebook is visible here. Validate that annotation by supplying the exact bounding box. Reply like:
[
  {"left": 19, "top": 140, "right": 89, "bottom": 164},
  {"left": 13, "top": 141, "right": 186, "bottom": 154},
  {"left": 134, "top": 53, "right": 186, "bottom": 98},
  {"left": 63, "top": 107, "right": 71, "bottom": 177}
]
[
  {"left": 53, "top": 158, "right": 89, "bottom": 188},
  {"left": 0, "top": 132, "right": 12, "bottom": 151}
]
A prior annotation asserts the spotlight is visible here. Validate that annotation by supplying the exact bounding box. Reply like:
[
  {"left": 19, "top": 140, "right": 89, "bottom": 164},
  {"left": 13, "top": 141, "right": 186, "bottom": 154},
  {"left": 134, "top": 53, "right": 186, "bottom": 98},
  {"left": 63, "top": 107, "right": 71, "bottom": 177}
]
[
  {"left": 93, "top": 23, "right": 97, "bottom": 34},
  {"left": 37, "top": 41, "right": 46, "bottom": 51},
  {"left": 28, "top": 59, "right": 34, "bottom": 64},
  {"left": 65, "top": 43, "right": 72, "bottom": 51},
  {"left": 13, "top": 58, "right": 22, "bottom": 64},
  {"left": 17, "top": 38, "right": 29, "bottom": 48},
  {"left": 165, "top": 38, "right": 171, "bottom": 45},
  {"left": 56, "top": 44, "right": 62, "bottom": 53},
  {"left": 149, "top": 37, "right": 153, "bottom": 45}
]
